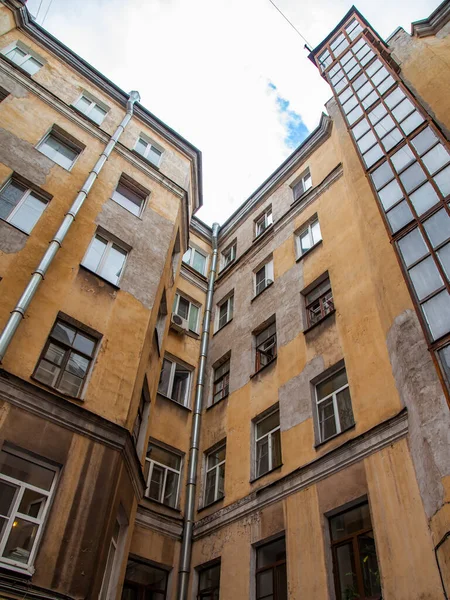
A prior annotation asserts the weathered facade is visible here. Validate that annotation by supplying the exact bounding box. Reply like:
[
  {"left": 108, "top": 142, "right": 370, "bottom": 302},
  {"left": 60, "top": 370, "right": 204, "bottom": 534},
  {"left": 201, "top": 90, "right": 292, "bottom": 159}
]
[{"left": 0, "top": 0, "right": 449, "bottom": 599}]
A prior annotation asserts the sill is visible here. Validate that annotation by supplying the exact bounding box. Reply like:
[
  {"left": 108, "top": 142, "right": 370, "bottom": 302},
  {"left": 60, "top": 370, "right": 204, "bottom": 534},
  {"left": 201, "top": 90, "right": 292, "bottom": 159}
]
[
  {"left": 303, "top": 309, "right": 336, "bottom": 334},
  {"left": 213, "top": 318, "right": 233, "bottom": 336},
  {"left": 0, "top": 217, "right": 30, "bottom": 236},
  {"left": 296, "top": 240, "right": 323, "bottom": 262},
  {"left": 157, "top": 392, "right": 192, "bottom": 411},
  {"left": 0, "top": 561, "right": 34, "bottom": 577},
  {"left": 182, "top": 262, "right": 208, "bottom": 282},
  {"left": 250, "top": 463, "right": 283, "bottom": 484},
  {"left": 253, "top": 223, "right": 273, "bottom": 243},
  {"left": 314, "top": 423, "right": 356, "bottom": 449},
  {"left": 251, "top": 280, "right": 274, "bottom": 302},
  {"left": 131, "top": 148, "right": 161, "bottom": 171},
  {"left": 71, "top": 105, "right": 104, "bottom": 128},
  {"left": 250, "top": 357, "right": 277, "bottom": 379},
  {"left": 197, "top": 496, "right": 224, "bottom": 513},
  {"left": 79, "top": 264, "right": 121, "bottom": 290},
  {"left": 291, "top": 186, "right": 315, "bottom": 206},
  {"left": 219, "top": 258, "right": 236, "bottom": 274},
  {"left": 206, "top": 394, "right": 229, "bottom": 411},
  {"left": 142, "top": 496, "right": 182, "bottom": 514},
  {"left": 30, "top": 374, "right": 84, "bottom": 402},
  {"left": 0, "top": 55, "right": 35, "bottom": 79},
  {"left": 110, "top": 197, "right": 144, "bottom": 220}
]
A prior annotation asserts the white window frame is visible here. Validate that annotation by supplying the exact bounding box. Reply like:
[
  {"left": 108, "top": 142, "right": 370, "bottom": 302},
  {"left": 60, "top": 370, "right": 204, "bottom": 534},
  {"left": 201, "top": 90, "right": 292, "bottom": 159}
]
[
  {"left": 72, "top": 91, "right": 108, "bottom": 125},
  {"left": 254, "top": 259, "right": 274, "bottom": 296},
  {"left": 182, "top": 245, "right": 208, "bottom": 276},
  {"left": 315, "top": 369, "right": 352, "bottom": 443},
  {"left": 296, "top": 217, "right": 322, "bottom": 257},
  {"left": 0, "top": 178, "right": 49, "bottom": 234},
  {"left": 204, "top": 444, "right": 226, "bottom": 506},
  {"left": 144, "top": 443, "right": 182, "bottom": 508},
  {"left": 221, "top": 242, "right": 236, "bottom": 270},
  {"left": 216, "top": 294, "right": 234, "bottom": 331},
  {"left": 134, "top": 133, "right": 164, "bottom": 167},
  {"left": 254, "top": 408, "right": 281, "bottom": 478},
  {"left": 292, "top": 169, "right": 313, "bottom": 201},
  {"left": 1, "top": 40, "right": 44, "bottom": 75},
  {"left": 255, "top": 322, "right": 277, "bottom": 372},
  {"left": 255, "top": 208, "right": 273, "bottom": 238},
  {"left": 81, "top": 232, "right": 128, "bottom": 286},
  {"left": 99, "top": 506, "right": 128, "bottom": 600},
  {"left": 36, "top": 129, "right": 82, "bottom": 171},
  {"left": 110, "top": 175, "right": 148, "bottom": 217},
  {"left": 0, "top": 446, "right": 58, "bottom": 574},
  {"left": 173, "top": 292, "right": 201, "bottom": 333},
  {"left": 158, "top": 356, "right": 192, "bottom": 407}
]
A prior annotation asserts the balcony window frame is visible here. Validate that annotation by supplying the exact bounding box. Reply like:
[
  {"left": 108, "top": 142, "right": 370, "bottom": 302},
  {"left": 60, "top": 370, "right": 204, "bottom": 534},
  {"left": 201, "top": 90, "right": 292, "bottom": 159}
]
[
  {"left": 0, "top": 177, "right": 50, "bottom": 234},
  {"left": 255, "top": 207, "right": 273, "bottom": 238},
  {"left": 254, "top": 406, "right": 282, "bottom": 479},
  {"left": 158, "top": 356, "right": 192, "bottom": 407},
  {"left": 173, "top": 292, "right": 201, "bottom": 334},
  {"left": 0, "top": 445, "right": 59, "bottom": 574},
  {"left": 204, "top": 443, "right": 226, "bottom": 506},
  {"left": 144, "top": 442, "right": 182, "bottom": 509},
  {"left": 81, "top": 231, "right": 129, "bottom": 287}
]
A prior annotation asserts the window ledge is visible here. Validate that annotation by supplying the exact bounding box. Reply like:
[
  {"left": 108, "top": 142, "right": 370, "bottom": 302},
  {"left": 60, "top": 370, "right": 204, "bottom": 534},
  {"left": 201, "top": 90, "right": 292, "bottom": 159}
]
[
  {"left": 205, "top": 394, "right": 229, "bottom": 411},
  {"left": 0, "top": 55, "right": 34, "bottom": 79},
  {"left": 30, "top": 375, "right": 84, "bottom": 402},
  {"left": 314, "top": 423, "right": 356, "bottom": 449},
  {"left": 110, "top": 197, "right": 144, "bottom": 220},
  {"left": 213, "top": 318, "right": 233, "bottom": 336},
  {"left": 296, "top": 240, "right": 323, "bottom": 262},
  {"left": 157, "top": 392, "right": 192, "bottom": 411},
  {"left": 250, "top": 357, "right": 277, "bottom": 379},
  {"left": 71, "top": 104, "right": 103, "bottom": 128},
  {"left": 250, "top": 463, "right": 283, "bottom": 484},
  {"left": 303, "top": 309, "right": 336, "bottom": 334},
  {"left": 197, "top": 496, "right": 225, "bottom": 513},
  {"left": 219, "top": 258, "right": 236, "bottom": 275},
  {"left": 291, "top": 186, "right": 315, "bottom": 206},
  {"left": 142, "top": 496, "right": 182, "bottom": 514},
  {"left": 79, "top": 264, "right": 121, "bottom": 290},
  {"left": 181, "top": 262, "right": 208, "bottom": 282},
  {"left": 253, "top": 223, "right": 274, "bottom": 244},
  {"left": 0, "top": 561, "right": 34, "bottom": 577},
  {"left": 251, "top": 280, "right": 274, "bottom": 302},
  {"left": 0, "top": 217, "right": 30, "bottom": 237},
  {"left": 131, "top": 148, "right": 161, "bottom": 171}
]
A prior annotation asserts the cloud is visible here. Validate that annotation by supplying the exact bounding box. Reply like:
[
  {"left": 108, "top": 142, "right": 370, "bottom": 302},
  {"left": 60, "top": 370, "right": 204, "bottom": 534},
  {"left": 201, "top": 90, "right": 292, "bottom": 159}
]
[{"left": 25, "top": 0, "right": 439, "bottom": 225}]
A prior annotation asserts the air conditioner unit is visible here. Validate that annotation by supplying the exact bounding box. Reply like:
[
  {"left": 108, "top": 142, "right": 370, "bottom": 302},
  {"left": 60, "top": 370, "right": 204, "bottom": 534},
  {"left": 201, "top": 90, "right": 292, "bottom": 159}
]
[{"left": 170, "top": 313, "right": 189, "bottom": 333}]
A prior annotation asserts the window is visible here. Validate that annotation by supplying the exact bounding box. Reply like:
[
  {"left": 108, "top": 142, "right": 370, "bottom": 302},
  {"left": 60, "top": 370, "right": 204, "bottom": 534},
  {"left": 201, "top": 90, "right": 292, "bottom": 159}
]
[
  {"left": 212, "top": 358, "right": 230, "bottom": 404},
  {"left": 217, "top": 295, "right": 233, "bottom": 331},
  {"left": 255, "top": 408, "right": 281, "bottom": 478},
  {"left": 111, "top": 176, "right": 147, "bottom": 217},
  {"left": 330, "top": 502, "right": 381, "bottom": 600},
  {"left": 254, "top": 259, "right": 274, "bottom": 296},
  {"left": 316, "top": 368, "right": 354, "bottom": 442},
  {"left": 173, "top": 293, "right": 200, "bottom": 333},
  {"left": 144, "top": 443, "right": 181, "bottom": 508},
  {"left": 255, "top": 208, "right": 273, "bottom": 238},
  {"left": 204, "top": 445, "right": 225, "bottom": 506},
  {"left": 198, "top": 562, "right": 221, "bottom": 600},
  {"left": 34, "top": 317, "right": 99, "bottom": 398},
  {"left": 2, "top": 42, "right": 43, "bottom": 75},
  {"left": 82, "top": 232, "right": 128, "bottom": 286},
  {"left": 255, "top": 537, "right": 287, "bottom": 600},
  {"left": 73, "top": 93, "right": 108, "bottom": 125},
  {"left": 134, "top": 135, "right": 163, "bottom": 167},
  {"left": 37, "top": 129, "right": 82, "bottom": 170},
  {"left": 221, "top": 242, "right": 236, "bottom": 270},
  {"left": 182, "top": 246, "right": 208, "bottom": 276},
  {"left": 158, "top": 357, "right": 191, "bottom": 406},
  {"left": 296, "top": 217, "right": 322, "bottom": 256},
  {"left": 304, "top": 277, "right": 334, "bottom": 327},
  {"left": 122, "top": 559, "right": 169, "bottom": 600},
  {"left": 132, "top": 380, "right": 150, "bottom": 455},
  {"left": 292, "top": 170, "right": 312, "bottom": 201},
  {"left": 0, "top": 446, "right": 58, "bottom": 571},
  {"left": 155, "top": 290, "right": 168, "bottom": 354},
  {"left": 0, "top": 178, "right": 49, "bottom": 234},
  {"left": 255, "top": 322, "right": 277, "bottom": 372},
  {"left": 99, "top": 507, "right": 128, "bottom": 600},
  {"left": 0, "top": 86, "right": 9, "bottom": 102}
]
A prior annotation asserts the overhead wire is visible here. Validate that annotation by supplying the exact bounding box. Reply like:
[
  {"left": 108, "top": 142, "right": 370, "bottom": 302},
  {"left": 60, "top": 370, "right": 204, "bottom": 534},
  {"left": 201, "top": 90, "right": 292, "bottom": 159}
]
[
  {"left": 41, "top": 0, "right": 54, "bottom": 26},
  {"left": 267, "top": 0, "right": 314, "bottom": 51},
  {"left": 35, "top": 0, "right": 44, "bottom": 21}
]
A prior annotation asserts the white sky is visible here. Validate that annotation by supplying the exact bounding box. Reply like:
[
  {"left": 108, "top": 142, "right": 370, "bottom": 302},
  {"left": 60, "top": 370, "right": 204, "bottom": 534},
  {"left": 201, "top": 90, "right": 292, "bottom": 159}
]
[{"left": 26, "top": 0, "right": 438, "bottom": 225}]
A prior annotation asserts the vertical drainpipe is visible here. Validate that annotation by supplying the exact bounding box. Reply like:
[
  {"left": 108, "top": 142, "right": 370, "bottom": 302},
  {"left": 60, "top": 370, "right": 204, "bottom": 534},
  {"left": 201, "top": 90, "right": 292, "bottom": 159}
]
[
  {"left": 177, "top": 221, "right": 220, "bottom": 600},
  {"left": 0, "top": 90, "right": 141, "bottom": 363}
]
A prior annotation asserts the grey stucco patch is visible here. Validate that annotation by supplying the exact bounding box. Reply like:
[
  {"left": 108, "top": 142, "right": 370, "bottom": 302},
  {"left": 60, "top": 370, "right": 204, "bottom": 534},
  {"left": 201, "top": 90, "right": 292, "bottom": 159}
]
[
  {"left": 277, "top": 262, "right": 304, "bottom": 347},
  {"left": 0, "top": 128, "right": 53, "bottom": 186},
  {"left": 0, "top": 220, "right": 28, "bottom": 253},
  {"left": 387, "top": 309, "right": 450, "bottom": 518},
  {"left": 0, "top": 72, "right": 28, "bottom": 98},
  {"left": 95, "top": 198, "right": 173, "bottom": 310},
  {"left": 279, "top": 355, "right": 325, "bottom": 432}
]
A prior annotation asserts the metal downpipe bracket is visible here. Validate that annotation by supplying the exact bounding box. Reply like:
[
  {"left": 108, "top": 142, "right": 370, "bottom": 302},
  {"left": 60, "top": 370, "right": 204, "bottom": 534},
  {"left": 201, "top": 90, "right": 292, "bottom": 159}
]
[{"left": 177, "top": 222, "right": 220, "bottom": 600}]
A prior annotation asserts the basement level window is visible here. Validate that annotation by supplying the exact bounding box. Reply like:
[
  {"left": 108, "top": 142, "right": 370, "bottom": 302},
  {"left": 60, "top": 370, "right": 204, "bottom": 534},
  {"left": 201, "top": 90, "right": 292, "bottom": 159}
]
[
  {"left": 134, "top": 134, "right": 163, "bottom": 167},
  {"left": 73, "top": 92, "right": 108, "bottom": 125},
  {"left": 1, "top": 41, "right": 44, "bottom": 75},
  {"left": 0, "top": 178, "right": 49, "bottom": 234},
  {"left": 37, "top": 128, "right": 83, "bottom": 170}
]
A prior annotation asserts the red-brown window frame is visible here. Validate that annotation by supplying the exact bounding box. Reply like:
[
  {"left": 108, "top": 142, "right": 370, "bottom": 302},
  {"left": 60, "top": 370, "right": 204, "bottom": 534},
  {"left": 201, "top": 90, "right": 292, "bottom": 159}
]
[{"left": 255, "top": 537, "right": 287, "bottom": 600}]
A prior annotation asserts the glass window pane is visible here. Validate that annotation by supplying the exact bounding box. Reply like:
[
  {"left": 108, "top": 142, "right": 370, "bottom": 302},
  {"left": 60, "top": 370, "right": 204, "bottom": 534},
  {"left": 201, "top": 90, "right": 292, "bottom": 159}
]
[
  {"left": 347, "top": 105, "right": 363, "bottom": 126},
  {"left": 271, "top": 428, "right": 282, "bottom": 468},
  {"left": 392, "top": 97, "right": 414, "bottom": 122},
  {"left": 422, "top": 144, "right": 450, "bottom": 176},
  {"left": 112, "top": 183, "right": 143, "bottom": 216},
  {"left": 438, "top": 345, "right": 450, "bottom": 385},
  {"left": 2, "top": 517, "right": 38, "bottom": 564},
  {"left": 172, "top": 365, "right": 190, "bottom": 404},
  {"left": 400, "top": 162, "right": 427, "bottom": 193},
  {"left": 434, "top": 165, "right": 450, "bottom": 197},
  {"left": 398, "top": 228, "right": 428, "bottom": 267},
  {"left": 438, "top": 242, "right": 450, "bottom": 278},
  {"left": 59, "top": 370, "right": 84, "bottom": 396},
  {"left": 412, "top": 126, "right": 438, "bottom": 156},
  {"left": 374, "top": 114, "right": 395, "bottom": 137},
  {"left": 0, "top": 450, "right": 54, "bottom": 490},
  {"left": 188, "top": 303, "right": 199, "bottom": 332},
  {"left": 9, "top": 192, "right": 47, "bottom": 233},
  {"left": 330, "top": 503, "right": 371, "bottom": 540},
  {"left": 422, "top": 290, "right": 450, "bottom": 340},
  {"left": 371, "top": 161, "right": 394, "bottom": 190},
  {"left": 424, "top": 209, "right": 450, "bottom": 248},
  {"left": 192, "top": 250, "right": 206, "bottom": 274},
  {"left": 101, "top": 244, "right": 127, "bottom": 285},
  {"left": 409, "top": 256, "right": 443, "bottom": 300},
  {"left": 90, "top": 104, "right": 107, "bottom": 125},
  {"left": 74, "top": 96, "right": 92, "bottom": 113},
  {"left": 317, "top": 370, "right": 348, "bottom": 399},
  {"left": 339, "top": 87, "right": 353, "bottom": 105},
  {"left": 0, "top": 180, "right": 27, "bottom": 221},
  {"left": 409, "top": 182, "right": 440, "bottom": 216},
  {"left": 22, "top": 57, "right": 42, "bottom": 75},
  {"left": 18, "top": 488, "right": 47, "bottom": 518},
  {"left": 385, "top": 87, "right": 405, "bottom": 109},
  {"left": 391, "top": 145, "right": 415, "bottom": 173},
  {"left": 256, "top": 411, "right": 279, "bottom": 437},
  {"left": 400, "top": 110, "right": 425, "bottom": 135},
  {"left": 34, "top": 359, "right": 60, "bottom": 387},
  {"left": 318, "top": 397, "right": 337, "bottom": 440},
  {"left": 362, "top": 90, "right": 378, "bottom": 110},
  {"left": 337, "top": 387, "right": 354, "bottom": 430},
  {"left": 366, "top": 59, "right": 382, "bottom": 77},
  {"left": 363, "top": 144, "right": 383, "bottom": 168},
  {"left": 44, "top": 342, "right": 65, "bottom": 366},
  {"left": 66, "top": 352, "right": 89, "bottom": 378},
  {"left": 205, "top": 469, "right": 216, "bottom": 505},
  {"left": 73, "top": 332, "right": 95, "bottom": 356},
  {"left": 378, "top": 179, "right": 403, "bottom": 211},
  {"left": 0, "top": 481, "right": 18, "bottom": 518},
  {"left": 372, "top": 66, "right": 389, "bottom": 86},
  {"left": 368, "top": 102, "right": 386, "bottom": 125},
  {"left": 83, "top": 235, "right": 107, "bottom": 273},
  {"left": 335, "top": 542, "right": 359, "bottom": 599},
  {"left": 357, "top": 130, "right": 376, "bottom": 153},
  {"left": 6, "top": 47, "right": 27, "bottom": 64},
  {"left": 257, "top": 538, "right": 286, "bottom": 568},
  {"left": 256, "top": 437, "right": 269, "bottom": 476},
  {"left": 300, "top": 230, "right": 311, "bottom": 253},
  {"left": 158, "top": 359, "right": 172, "bottom": 396},
  {"left": 148, "top": 464, "right": 164, "bottom": 501},
  {"left": 386, "top": 201, "right": 414, "bottom": 233},
  {"left": 378, "top": 74, "right": 395, "bottom": 95},
  {"left": 382, "top": 127, "right": 403, "bottom": 152},
  {"left": 356, "top": 81, "right": 373, "bottom": 101},
  {"left": 352, "top": 118, "right": 370, "bottom": 140},
  {"left": 163, "top": 470, "right": 179, "bottom": 507},
  {"left": 256, "top": 570, "right": 273, "bottom": 598},
  {"left": 358, "top": 532, "right": 382, "bottom": 597},
  {"left": 311, "top": 220, "right": 322, "bottom": 244}
]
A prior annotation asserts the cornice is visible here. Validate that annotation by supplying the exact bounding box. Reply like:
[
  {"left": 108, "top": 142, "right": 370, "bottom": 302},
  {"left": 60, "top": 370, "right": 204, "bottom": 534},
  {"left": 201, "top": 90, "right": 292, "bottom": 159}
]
[
  {"left": 218, "top": 114, "right": 332, "bottom": 240},
  {"left": 180, "top": 264, "right": 208, "bottom": 292},
  {"left": 411, "top": 0, "right": 450, "bottom": 37},
  {"left": 190, "top": 215, "right": 213, "bottom": 243},
  {"left": 0, "top": 369, "right": 145, "bottom": 499},
  {"left": 135, "top": 504, "right": 183, "bottom": 540},
  {"left": 2, "top": 0, "right": 202, "bottom": 211},
  {"left": 193, "top": 409, "right": 408, "bottom": 539}
]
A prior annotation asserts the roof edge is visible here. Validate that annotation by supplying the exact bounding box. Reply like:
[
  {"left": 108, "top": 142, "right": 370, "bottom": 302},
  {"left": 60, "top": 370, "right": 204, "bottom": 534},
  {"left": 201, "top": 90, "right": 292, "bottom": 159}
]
[{"left": 411, "top": 0, "right": 450, "bottom": 37}]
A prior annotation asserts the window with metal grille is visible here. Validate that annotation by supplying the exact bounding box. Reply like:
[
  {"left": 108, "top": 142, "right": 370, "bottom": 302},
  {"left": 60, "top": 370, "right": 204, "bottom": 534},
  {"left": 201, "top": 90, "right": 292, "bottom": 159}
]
[
  {"left": 34, "top": 317, "right": 99, "bottom": 398},
  {"left": 304, "top": 277, "right": 334, "bottom": 327},
  {"left": 144, "top": 443, "right": 181, "bottom": 508},
  {"left": 316, "top": 368, "right": 354, "bottom": 442},
  {"left": 204, "top": 445, "right": 225, "bottom": 505},
  {"left": 255, "top": 407, "right": 281, "bottom": 478},
  {"left": 255, "top": 537, "right": 287, "bottom": 600},
  {"left": 255, "top": 323, "right": 277, "bottom": 372}
]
